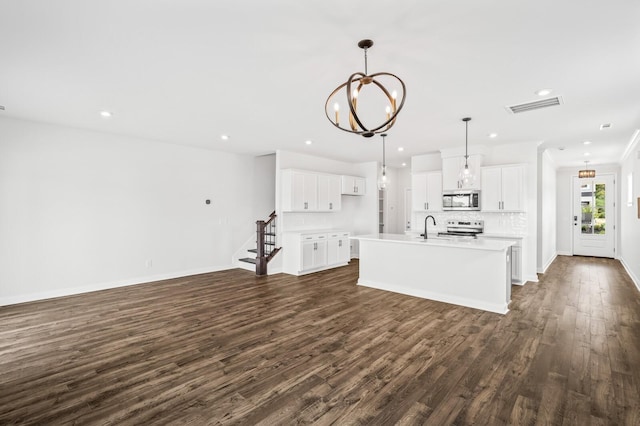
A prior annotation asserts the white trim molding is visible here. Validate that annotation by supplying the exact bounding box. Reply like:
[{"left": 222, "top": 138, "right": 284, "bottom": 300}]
[{"left": 0, "top": 265, "right": 234, "bottom": 306}]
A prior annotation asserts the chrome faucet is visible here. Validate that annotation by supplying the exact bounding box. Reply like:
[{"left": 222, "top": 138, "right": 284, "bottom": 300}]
[{"left": 424, "top": 215, "right": 436, "bottom": 239}]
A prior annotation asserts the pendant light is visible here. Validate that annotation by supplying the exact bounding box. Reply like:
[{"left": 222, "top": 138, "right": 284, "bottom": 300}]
[
  {"left": 378, "top": 133, "right": 389, "bottom": 190},
  {"left": 578, "top": 161, "right": 596, "bottom": 178},
  {"left": 458, "top": 117, "right": 475, "bottom": 187},
  {"left": 325, "top": 39, "right": 407, "bottom": 138}
]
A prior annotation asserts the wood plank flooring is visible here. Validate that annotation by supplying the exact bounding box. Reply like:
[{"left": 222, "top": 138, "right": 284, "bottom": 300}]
[{"left": 1, "top": 255, "right": 640, "bottom": 425}]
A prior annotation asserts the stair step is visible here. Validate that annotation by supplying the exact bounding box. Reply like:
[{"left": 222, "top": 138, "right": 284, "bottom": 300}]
[
  {"left": 264, "top": 232, "right": 276, "bottom": 236},
  {"left": 248, "top": 248, "right": 274, "bottom": 255},
  {"left": 239, "top": 257, "right": 257, "bottom": 264}
]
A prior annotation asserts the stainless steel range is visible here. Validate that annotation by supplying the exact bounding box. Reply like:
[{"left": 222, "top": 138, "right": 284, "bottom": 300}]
[{"left": 437, "top": 220, "right": 484, "bottom": 239}]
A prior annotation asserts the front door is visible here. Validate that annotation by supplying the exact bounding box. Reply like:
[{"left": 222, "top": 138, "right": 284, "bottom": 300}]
[{"left": 572, "top": 174, "right": 615, "bottom": 258}]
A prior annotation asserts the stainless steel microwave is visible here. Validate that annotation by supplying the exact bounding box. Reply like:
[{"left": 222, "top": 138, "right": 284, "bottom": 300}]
[{"left": 442, "top": 190, "right": 481, "bottom": 211}]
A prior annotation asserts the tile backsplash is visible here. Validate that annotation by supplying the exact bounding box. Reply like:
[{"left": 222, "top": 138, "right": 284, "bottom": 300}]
[{"left": 412, "top": 211, "right": 527, "bottom": 236}]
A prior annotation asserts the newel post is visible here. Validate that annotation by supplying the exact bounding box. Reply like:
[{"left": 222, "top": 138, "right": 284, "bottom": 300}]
[{"left": 256, "top": 220, "right": 267, "bottom": 276}]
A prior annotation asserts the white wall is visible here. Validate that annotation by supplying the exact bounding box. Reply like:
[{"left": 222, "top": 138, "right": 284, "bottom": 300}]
[
  {"left": 0, "top": 116, "right": 257, "bottom": 305},
  {"left": 252, "top": 154, "right": 276, "bottom": 220},
  {"left": 537, "top": 149, "right": 557, "bottom": 273},
  {"left": 391, "top": 166, "right": 412, "bottom": 233},
  {"left": 556, "top": 164, "right": 621, "bottom": 257},
  {"left": 619, "top": 133, "right": 640, "bottom": 290}
]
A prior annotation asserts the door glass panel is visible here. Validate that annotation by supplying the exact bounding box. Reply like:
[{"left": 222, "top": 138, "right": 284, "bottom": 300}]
[
  {"left": 594, "top": 183, "right": 606, "bottom": 234},
  {"left": 580, "top": 181, "right": 606, "bottom": 235}
]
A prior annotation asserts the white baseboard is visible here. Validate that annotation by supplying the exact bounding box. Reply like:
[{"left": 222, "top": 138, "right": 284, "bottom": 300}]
[
  {"left": 0, "top": 264, "right": 234, "bottom": 306},
  {"left": 620, "top": 257, "right": 640, "bottom": 292},
  {"left": 523, "top": 274, "right": 539, "bottom": 284},
  {"left": 537, "top": 253, "right": 558, "bottom": 274},
  {"left": 556, "top": 250, "right": 572, "bottom": 256}
]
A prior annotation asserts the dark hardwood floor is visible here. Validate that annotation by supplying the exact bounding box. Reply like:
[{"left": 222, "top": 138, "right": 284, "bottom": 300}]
[{"left": 1, "top": 256, "right": 639, "bottom": 425}]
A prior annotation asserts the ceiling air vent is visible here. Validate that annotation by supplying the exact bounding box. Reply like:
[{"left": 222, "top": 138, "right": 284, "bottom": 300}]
[{"left": 505, "top": 96, "right": 563, "bottom": 114}]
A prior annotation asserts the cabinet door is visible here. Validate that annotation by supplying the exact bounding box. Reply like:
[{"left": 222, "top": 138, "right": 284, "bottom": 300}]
[
  {"left": 353, "top": 177, "right": 366, "bottom": 195},
  {"left": 411, "top": 173, "right": 428, "bottom": 211},
  {"left": 442, "top": 157, "right": 462, "bottom": 190},
  {"left": 314, "top": 239, "right": 328, "bottom": 268},
  {"left": 501, "top": 165, "right": 523, "bottom": 211},
  {"left": 301, "top": 240, "right": 316, "bottom": 270},
  {"left": 327, "top": 238, "right": 339, "bottom": 265},
  {"left": 289, "top": 172, "right": 318, "bottom": 211},
  {"left": 511, "top": 246, "right": 522, "bottom": 284},
  {"left": 337, "top": 237, "right": 350, "bottom": 263},
  {"left": 318, "top": 174, "right": 342, "bottom": 211},
  {"left": 426, "top": 172, "right": 443, "bottom": 211},
  {"left": 481, "top": 167, "right": 502, "bottom": 212}
]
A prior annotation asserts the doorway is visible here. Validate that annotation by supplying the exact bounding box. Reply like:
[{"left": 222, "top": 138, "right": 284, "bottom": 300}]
[{"left": 572, "top": 174, "right": 615, "bottom": 258}]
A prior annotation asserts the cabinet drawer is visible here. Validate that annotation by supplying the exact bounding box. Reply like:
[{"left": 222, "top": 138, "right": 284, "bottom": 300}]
[{"left": 301, "top": 233, "right": 327, "bottom": 242}]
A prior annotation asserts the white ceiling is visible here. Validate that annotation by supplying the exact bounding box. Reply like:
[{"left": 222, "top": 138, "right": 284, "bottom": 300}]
[{"left": 1, "top": 0, "right": 639, "bottom": 169}]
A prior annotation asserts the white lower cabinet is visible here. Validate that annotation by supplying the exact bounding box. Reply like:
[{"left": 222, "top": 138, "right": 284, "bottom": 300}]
[
  {"left": 302, "top": 236, "right": 327, "bottom": 270},
  {"left": 328, "top": 232, "right": 350, "bottom": 265},
  {"left": 284, "top": 230, "right": 350, "bottom": 275},
  {"left": 478, "top": 235, "right": 523, "bottom": 284}
]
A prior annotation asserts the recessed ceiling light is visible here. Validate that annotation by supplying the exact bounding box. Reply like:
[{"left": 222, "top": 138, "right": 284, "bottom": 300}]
[
  {"left": 397, "top": 147, "right": 404, "bottom": 152},
  {"left": 600, "top": 123, "right": 612, "bottom": 130},
  {"left": 488, "top": 133, "right": 497, "bottom": 138},
  {"left": 100, "top": 110, "right": 112, "bottom": 118},
  {"left": 401, "top": 162, "right": 407, "bottom": 167},
  {"left": 220, "top": 134, "right": 229, "bottom": 141},
  {"left": 584, "top": 152, "right": 591, "bottom": 156},
  {"left": 583, "top": 141, "right": 591, "bottom": 145},
  {"left": 305, "top": 140, "right": 312, "bottom": 145},
  {"left": 535, "top": 88, "right": 552, "bottom": 96},
  {"left": 558, "top": 147, "right": 565, "bottom": 151}
]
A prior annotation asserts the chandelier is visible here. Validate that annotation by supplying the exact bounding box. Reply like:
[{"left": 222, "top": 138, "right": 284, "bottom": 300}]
[
  {"left": 578, "top": 161, "right": 596, "bottom": 178},
  {"left": 325, "top": 39, "right": 406, "bottom": 138}
]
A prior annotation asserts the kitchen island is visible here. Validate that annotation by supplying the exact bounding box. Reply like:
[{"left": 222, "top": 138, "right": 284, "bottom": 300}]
[{"left": 351, "top": 233, "right": 514, "bottom": 314}]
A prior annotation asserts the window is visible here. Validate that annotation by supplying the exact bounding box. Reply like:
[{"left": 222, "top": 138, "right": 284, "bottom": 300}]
[{"left": 581, "top": 181, "right": 606, "bottom": 235}]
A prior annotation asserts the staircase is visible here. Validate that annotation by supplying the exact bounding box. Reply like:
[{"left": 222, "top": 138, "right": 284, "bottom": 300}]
[{"left": 239, "top": 211, "right": 281, "bottom": 275}]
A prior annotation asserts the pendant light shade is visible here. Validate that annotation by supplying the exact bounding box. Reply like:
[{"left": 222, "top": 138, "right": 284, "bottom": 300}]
[
  {"left": 578, "top": 161, "right": 596, "bottom": 178},
  {"left": 378, "top": 133, "right": 389, "bottom": 190},
  {"left": 458, "top": 117, "right": 475, "bottom": 187}
]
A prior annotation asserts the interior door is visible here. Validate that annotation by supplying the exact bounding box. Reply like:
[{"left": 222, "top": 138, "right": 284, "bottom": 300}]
[{"left": 572, "top": 174, "right": 615, "bottom": 258}]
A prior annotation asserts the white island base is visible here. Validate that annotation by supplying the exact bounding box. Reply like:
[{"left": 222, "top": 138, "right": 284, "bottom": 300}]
[{"left": 352, "top": 234, "right": 514, "bottom": 314}]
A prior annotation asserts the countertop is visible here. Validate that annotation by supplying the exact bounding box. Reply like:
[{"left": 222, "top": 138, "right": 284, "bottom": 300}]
[{"left": 351, "top": 233, "right": 514, "bottom": 251}]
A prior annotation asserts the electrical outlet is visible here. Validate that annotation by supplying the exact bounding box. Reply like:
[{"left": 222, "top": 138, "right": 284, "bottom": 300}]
[{"left": 145, "top": 259, "right": 153, "bottom": 268}]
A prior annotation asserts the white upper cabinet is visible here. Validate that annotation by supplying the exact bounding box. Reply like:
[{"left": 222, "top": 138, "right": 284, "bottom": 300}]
[
  {"left": 341, "top": 175, "right": 366, "bottom": 195},
  {"left": 412, "top": 172, "right": 442, "bottom": 211},
  {"left": 442, "top": 155, "right": 482, "bottom": 190},
  {"left": 317, "top": 174, "right": 342, "bottom": 211},
  {"left": 281, "top": 169, "right": 345, "bottom": 212},
  {"left": 281, "top": 170, "right": 318, "bottom": 211},
  {"left": 480, "top": 164, "right": 525, "bottom": 212}
]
